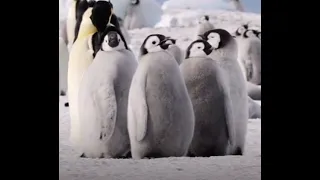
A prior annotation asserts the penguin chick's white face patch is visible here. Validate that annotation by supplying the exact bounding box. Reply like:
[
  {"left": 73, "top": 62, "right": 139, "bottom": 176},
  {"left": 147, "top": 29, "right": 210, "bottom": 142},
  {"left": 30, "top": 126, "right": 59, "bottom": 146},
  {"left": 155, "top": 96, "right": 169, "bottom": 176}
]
[
  {"left": 144, "top": 35, "right": 163, "bottom": 53},
  {"left": 199, "top": 16, "right": 207, "bottom": 24},
  {"left": 101, "top": 32, "right": 126, "bottom": 52},
  {"left": 189, "top": 42, "right": 207, "bottom": 58},
  {"left": 245, "top": 30, "right": 256, "bottom": 38},
  {"left": 207, "top": 32, "right": 221, "bottom": 49},
  {"left": 237, "top": 26, "right": 246, "bottom": 35}
]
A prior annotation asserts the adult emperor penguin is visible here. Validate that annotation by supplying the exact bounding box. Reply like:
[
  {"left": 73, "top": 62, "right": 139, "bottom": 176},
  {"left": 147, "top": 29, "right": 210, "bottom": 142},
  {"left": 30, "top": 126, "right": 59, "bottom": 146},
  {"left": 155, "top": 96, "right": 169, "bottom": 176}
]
[
  {"left": 181, "top": 39, "right": 235, "bottom": 157},
  {"left": 123, "top": 0, "right": 147, "bottom": 30},
  {"left": 127, "top": 34, "right": 195, "bottom": 159},
  {"left": 199, "top": 29, "right": 248, "bottom": 155},
  {"left": 77, "top": 25, "right": 137, "bottom": 158},
  {"left": 195, "top": 15, "right": 215, "bottom": 40},
  {"left": 162, "top": 38, "right": 183, "bottom": 65},
  {"left": 67, "top": 0, "right": 115, "bottom": 147},
  {"left": 238, "top": 29, "right": 261, "bottom": 85},
  {"left": 66, "top": 0, "right": 92, "bottom": 49}
]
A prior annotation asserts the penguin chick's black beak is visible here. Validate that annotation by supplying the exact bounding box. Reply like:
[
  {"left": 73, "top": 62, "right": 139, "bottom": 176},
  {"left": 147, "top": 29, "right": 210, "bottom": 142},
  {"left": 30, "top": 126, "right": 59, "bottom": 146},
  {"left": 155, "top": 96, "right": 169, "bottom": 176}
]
[
  {"left": 205, "top": 46, "right": 214, "bottom": 55},
  {"left": 159, "top": 40, "right": 170, "bottom": 50},
  {"left": 108, "top": 32, "right": 119, "bottom": 48}
]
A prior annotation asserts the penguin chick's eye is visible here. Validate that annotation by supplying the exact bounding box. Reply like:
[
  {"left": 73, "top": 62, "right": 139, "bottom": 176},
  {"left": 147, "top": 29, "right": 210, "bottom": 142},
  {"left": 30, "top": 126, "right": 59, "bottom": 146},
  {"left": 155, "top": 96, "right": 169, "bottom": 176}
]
[
  {"left": 152, "top": 41, "right": 156, "bottom": 44},
  {"left": 197, "top": 46, "right": 201, "bottom": 49}
]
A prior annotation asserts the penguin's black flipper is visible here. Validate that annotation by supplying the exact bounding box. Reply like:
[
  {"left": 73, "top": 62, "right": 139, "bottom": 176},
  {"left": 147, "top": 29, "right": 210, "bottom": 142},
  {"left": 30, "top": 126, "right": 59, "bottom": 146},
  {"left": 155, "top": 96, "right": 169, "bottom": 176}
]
[{"left": 60, "top": 91, "right": 66, "bottom": 96}]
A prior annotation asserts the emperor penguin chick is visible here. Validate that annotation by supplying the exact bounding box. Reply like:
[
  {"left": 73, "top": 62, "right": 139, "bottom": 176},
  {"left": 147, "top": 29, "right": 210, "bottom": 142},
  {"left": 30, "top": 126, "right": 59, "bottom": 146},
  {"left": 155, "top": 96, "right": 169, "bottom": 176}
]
[
  {"left": 127, "top": 34, "right": 195, "bottom": 159},
  {"left": 163, "top": 38, "right": 183, "bottom": 65},
  {"left": 195, "top": 15, "right": 215, "bottom": 40},
  {"left": 200, "top": 29, "right": 248, "bottom": 155},
  {"left": 238, "top": 29, "right": 261, "bottom": 85},
  {"left": 77, "top": 25, "right": 137, "bottom": 158},
  {"left": 181, "top": 39, "right": 235, "bottom": 157}
]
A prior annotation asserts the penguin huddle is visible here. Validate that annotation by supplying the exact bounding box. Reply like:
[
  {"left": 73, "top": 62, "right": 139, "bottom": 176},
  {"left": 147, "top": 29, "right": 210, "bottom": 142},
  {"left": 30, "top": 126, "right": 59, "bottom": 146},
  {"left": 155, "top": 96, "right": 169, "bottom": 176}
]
[
  {"left": 59, "top": 2, "right": 261, "bottom": 159},
  {"left": 233, "top": 23, "right": 261, "bottom": 101}
]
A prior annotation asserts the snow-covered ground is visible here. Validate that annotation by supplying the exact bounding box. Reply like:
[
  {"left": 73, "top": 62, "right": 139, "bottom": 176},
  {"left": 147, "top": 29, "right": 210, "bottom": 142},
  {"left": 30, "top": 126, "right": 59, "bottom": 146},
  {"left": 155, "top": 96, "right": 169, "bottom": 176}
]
[{"left": 59, "top": 2, "right": 261, "bottom": 179}]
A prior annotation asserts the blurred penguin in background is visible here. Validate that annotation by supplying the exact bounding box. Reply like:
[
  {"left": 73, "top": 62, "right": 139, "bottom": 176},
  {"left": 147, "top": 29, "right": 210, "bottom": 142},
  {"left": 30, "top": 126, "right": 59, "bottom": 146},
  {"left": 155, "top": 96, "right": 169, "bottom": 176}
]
[
  {"left": 123, "top": 0, "right": 163, "bottom": 29},
  {"left": 195, "top": 15, "right": 215, "bottom": 40},
  {"left": 124, "top": 0, "right": 146, "bottom": 30},
  {"left": 118, "top": 17, "right": 131, "bottom": 45}
]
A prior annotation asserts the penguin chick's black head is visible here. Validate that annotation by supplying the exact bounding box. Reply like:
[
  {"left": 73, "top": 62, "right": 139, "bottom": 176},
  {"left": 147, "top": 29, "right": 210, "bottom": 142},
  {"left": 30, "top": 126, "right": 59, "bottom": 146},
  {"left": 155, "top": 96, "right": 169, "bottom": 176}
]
[
  {"left": 203, "top": 29, "right": 233, "bottom": 50},
  {"left": 100, "top": 25, "right": 129, "bottom": 51},
  {"left": 185, "top": 39, "right": 213, "bottom": 59},
  {"left": 131, "top": 0, "right": 140, "bottom": 5},
  {"left": 90, "top": 0, "right": 114, "bottom": 32},
  {"left": 140, "top": 34, "right": 170, "bottom": 56}
]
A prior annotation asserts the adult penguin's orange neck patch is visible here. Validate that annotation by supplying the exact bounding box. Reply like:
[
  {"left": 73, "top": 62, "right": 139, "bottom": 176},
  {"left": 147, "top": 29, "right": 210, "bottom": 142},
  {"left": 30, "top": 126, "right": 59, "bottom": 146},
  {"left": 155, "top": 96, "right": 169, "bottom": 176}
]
[{"left": 76, "top": 8, "right": 98, "bottom": 41}]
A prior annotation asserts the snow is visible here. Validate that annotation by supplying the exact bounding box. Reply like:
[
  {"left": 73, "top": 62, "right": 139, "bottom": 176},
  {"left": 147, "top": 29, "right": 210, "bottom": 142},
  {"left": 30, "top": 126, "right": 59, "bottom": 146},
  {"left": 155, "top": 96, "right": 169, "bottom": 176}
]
[
  {"left": 60, "top": 95, "right": 261, "bottom": 179},
  {"left": 59, "top": 2, "right": 261, "bottom": 179}
]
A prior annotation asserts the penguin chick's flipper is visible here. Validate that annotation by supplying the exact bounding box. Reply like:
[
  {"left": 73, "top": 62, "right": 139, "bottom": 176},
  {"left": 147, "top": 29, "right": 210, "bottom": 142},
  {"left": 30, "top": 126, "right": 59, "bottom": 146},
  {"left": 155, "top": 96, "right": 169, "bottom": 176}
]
[
  {"left": 93, "top": 84, "right": 117, "bottom": 142},
  {"left": 129, "top": 69, "right": 148, "bottom": 142}
]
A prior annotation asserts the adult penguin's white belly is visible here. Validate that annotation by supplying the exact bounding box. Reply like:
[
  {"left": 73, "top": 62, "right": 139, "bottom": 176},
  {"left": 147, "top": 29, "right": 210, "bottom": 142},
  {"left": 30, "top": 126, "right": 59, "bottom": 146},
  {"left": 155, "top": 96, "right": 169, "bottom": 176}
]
[
  {"left": 67, "top": 34, "right": 95, "bottom": 147},
  {"left": 59, "top": 37, "right": 69, "bottom": 96}
]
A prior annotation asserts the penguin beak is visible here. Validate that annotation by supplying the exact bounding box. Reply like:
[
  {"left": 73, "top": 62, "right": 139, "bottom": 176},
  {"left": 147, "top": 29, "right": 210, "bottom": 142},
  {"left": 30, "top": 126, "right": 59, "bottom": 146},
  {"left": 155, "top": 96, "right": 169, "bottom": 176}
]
[{"left": 159, "top": 40, "right": 170, "bottom": 50}]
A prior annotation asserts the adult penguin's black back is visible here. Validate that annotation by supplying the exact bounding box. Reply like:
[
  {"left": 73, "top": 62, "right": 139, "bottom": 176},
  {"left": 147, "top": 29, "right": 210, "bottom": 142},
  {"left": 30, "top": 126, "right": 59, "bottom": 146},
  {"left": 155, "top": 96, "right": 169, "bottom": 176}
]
[
  {"left": 90, "top": 0, "right": 121, "bottom": 32},
  {"left": 73, "top": 0, "right": 96, "bottom": 43},
  {"left": 89, "top": 1, "right": 123, "bottom": 57}
]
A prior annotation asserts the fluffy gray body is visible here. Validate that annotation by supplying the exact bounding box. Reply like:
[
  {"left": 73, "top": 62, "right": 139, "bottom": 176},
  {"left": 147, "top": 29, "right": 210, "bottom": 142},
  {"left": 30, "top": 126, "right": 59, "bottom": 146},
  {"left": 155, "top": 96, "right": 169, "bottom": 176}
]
[
  {"left": 128, "top": 51, "right": 195, "bottom": 159},
  {"left": 247, "top": 82, "right": 261, "bottom": 100},
  {"left": 180, "top": 56, "right": 235, "bottom": 157},
  {"left": 248, "top": 97, "right": 261, "bottom": 119},
  {"left": 168, "top": 45, "right": 183, "bottom": 65},
  {"left": 237, "top": 35, "right": 261, "bottom": 85},
  {"left": 59, "top": 37, "right": 69, "bottom": 96},
  {"left": 206, "top": 30, "right": 248, "bottom": 155},
  {"left": 77, "top": 50, "right": 137, "bottom": 158}
]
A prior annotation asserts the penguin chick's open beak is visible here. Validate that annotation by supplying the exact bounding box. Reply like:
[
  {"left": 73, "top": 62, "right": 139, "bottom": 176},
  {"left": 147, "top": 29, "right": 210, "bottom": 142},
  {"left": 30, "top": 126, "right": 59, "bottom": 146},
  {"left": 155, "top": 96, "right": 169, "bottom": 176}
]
[
  {"left": 159, "top": 40, "right": 170, "bottom": 50},
  {"left": 108, "top": 31, "right": 119, "bottom": 48}
]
